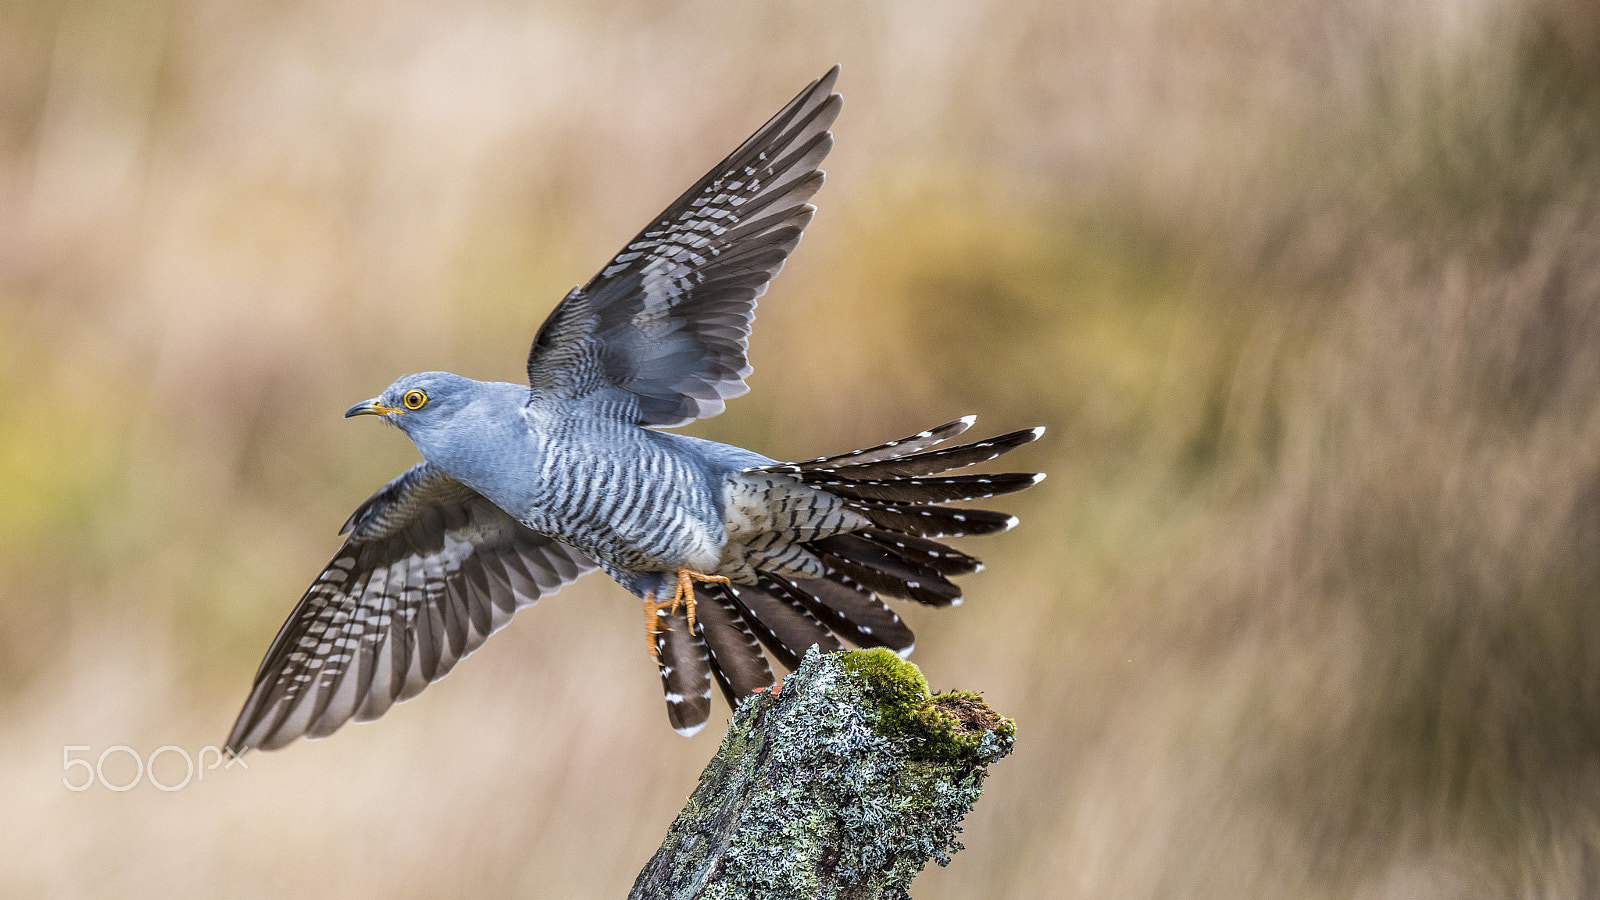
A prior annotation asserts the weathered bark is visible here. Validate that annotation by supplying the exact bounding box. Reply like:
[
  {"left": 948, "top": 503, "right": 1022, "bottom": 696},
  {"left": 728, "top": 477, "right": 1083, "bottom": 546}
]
[{"left": 630, "top": 647, "right": 1015, "bottom": 900}]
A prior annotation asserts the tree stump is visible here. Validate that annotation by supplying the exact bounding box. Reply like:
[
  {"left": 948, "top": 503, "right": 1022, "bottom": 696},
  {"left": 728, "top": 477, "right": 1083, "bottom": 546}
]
[{"left": 630, "top": 647, "right": 1015, "bottom": 900}]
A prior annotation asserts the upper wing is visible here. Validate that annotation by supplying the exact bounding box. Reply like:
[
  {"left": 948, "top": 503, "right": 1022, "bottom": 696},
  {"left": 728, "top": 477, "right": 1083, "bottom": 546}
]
[
  {"left": 225, "top": 463, "right": 596, "bottom": 753},
  {"left": 526, "top": 66, "right": 842, "bottom": 427}
]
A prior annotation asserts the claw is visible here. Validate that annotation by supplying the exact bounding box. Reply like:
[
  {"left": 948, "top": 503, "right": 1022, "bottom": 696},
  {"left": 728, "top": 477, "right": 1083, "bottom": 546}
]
[
  {"left": 645, "top": 568, "right": 731, "bottom": 666},
  {"left": 644, "top": 593, "right": 669, "bottom": 660},
  {"left": 671, "top": 569, "right": 730, "bottom": 636}
]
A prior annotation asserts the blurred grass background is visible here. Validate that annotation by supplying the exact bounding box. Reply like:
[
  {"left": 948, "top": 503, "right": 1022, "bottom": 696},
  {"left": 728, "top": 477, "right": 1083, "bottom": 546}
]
[{"left": 3, "top": 0, "right": 1600, "bottom": 896}]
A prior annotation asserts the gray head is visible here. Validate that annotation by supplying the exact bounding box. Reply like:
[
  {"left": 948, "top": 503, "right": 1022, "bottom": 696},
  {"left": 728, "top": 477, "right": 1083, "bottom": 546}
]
[
  {"left": 344, "top": 371, "right": 485, "bottom": 438},
  {"left": 345, "top": 369, "right": 473, "bottom": 419},
  {"left": 346, "top": 371, "right": 525, "bottom": 473},
  {"left": 346, "top": 372, "right": 533, "bottom": 497}
]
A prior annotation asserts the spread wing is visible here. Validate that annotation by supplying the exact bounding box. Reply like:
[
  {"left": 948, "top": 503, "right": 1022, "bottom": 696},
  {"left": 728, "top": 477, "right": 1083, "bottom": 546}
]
[
  {"left": 525, "top": 66, "right": 842, "bottom": 427},
  {"left": 226, "top": 463, "right": 596, "bottom": 753}
]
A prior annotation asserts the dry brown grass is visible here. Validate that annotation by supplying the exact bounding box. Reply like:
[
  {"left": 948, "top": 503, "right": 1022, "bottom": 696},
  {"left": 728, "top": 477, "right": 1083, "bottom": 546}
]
[{"left": 3, "top": 0, "right": 1598, "bottom": 896}]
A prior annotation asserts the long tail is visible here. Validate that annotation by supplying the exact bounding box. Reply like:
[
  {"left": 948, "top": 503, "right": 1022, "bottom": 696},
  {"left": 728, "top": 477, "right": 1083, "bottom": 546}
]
[{"left": 654, "top": 417, "right": 1044, "bottom": 734}]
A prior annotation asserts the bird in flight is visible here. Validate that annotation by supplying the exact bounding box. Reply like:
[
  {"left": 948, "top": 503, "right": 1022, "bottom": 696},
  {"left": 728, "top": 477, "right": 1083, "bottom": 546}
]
[{"left": 225, "top": 66, "right": 1044, "bottom": 753}]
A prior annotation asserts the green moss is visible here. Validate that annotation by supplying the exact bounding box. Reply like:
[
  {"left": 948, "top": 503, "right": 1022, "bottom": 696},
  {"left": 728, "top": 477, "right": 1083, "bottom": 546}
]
[
  {"left": 838, "top": 648, "right": 1015, "bottom": 764},
  {"left": 838, "top": 648, "right": 932, "bottom": 704}
]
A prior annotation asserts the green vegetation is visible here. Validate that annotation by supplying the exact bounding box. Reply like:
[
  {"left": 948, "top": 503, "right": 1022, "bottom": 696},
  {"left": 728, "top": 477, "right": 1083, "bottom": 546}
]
[{"left": 839, "top": 647, "right": 1014, "bottom": 765}]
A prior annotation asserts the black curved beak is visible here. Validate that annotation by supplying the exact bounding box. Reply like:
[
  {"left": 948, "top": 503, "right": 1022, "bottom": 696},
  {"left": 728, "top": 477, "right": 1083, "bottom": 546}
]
[{"left": 345, "top": 398, "right": 402, "bottom": 418}]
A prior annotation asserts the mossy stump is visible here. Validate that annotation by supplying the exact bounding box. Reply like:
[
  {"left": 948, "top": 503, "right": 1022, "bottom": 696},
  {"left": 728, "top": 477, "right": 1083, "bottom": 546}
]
[{"left": 629, "top": 647, "right": 1015, "bottom": 900}]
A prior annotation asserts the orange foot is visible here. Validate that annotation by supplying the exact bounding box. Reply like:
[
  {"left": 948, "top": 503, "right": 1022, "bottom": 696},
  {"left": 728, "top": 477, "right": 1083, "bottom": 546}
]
[{"left": 644, "top": 568, "right": 732, "bottom": 665}]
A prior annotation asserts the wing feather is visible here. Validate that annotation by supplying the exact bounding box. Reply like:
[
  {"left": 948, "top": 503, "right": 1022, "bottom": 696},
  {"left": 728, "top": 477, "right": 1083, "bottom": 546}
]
[
  {"left": 225, "top": 462, "right": 596, "bottom": 753},
  {"left": 524, "top": 67, "right": 841, "bottom": 427}
]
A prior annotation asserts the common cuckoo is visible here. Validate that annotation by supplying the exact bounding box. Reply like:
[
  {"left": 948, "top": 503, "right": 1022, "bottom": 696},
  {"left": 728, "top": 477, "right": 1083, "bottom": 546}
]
[{"left": 226, "top": 66, "right": 1044, "bottom": 753}]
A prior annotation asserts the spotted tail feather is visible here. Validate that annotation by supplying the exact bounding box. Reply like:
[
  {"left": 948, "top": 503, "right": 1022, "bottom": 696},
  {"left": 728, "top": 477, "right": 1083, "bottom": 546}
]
[
  {"left": 659, "top": 418, "right": 1043, "bottom": 735},
  {"left": 653, "top": 606, "right": 713, "bottom": 736}
]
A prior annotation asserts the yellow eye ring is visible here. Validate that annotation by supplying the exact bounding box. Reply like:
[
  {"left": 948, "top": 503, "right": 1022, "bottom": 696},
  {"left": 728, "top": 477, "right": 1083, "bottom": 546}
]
[{"left": 402, "top": 390, "right": 428, "bottom": 410}]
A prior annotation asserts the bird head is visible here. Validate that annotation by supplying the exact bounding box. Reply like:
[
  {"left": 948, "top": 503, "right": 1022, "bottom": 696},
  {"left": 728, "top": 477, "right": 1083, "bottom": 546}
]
[{"left": 344, "top": 372, "right": 479, "bottom": 436}]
